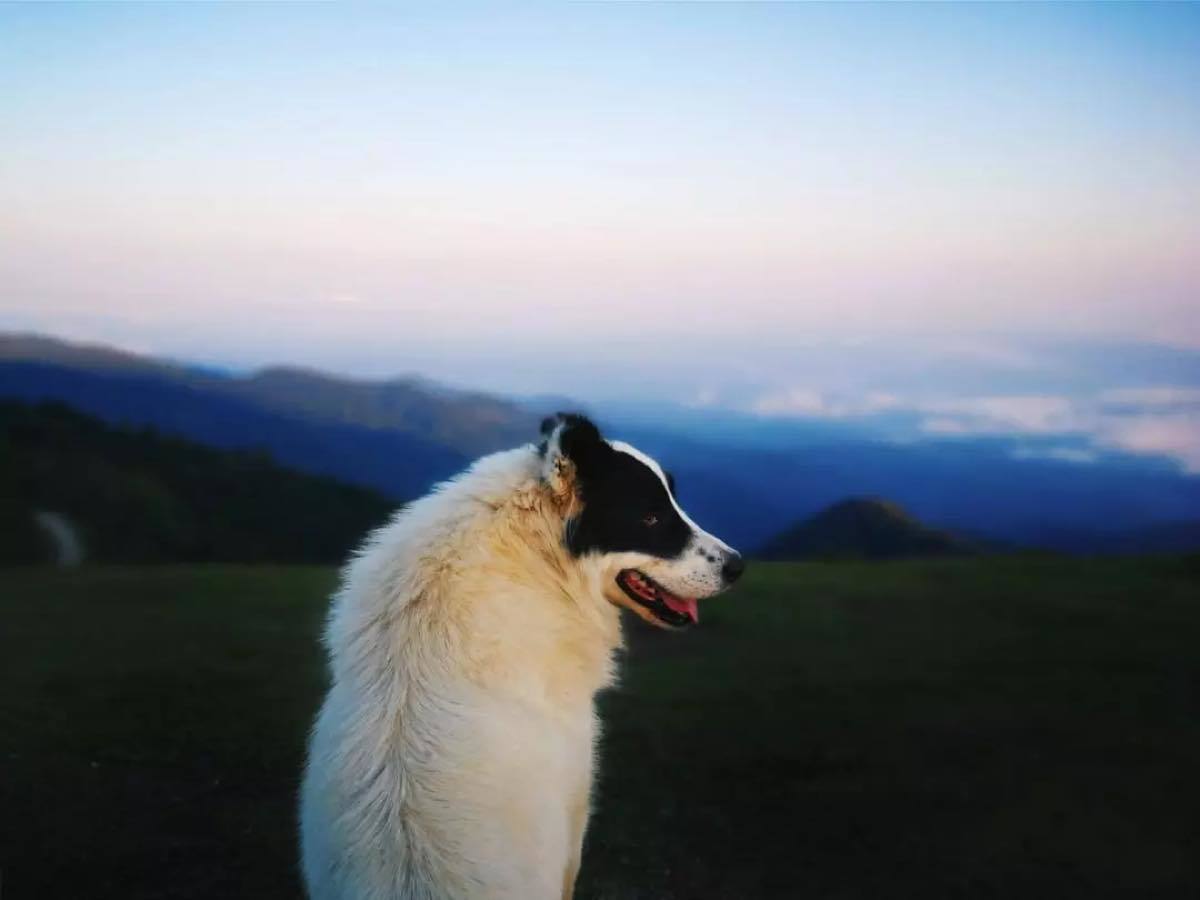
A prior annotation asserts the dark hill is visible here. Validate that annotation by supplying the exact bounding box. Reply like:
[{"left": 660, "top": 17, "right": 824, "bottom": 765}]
[
  {"left": 1022, "top": 520, "right": 1200, "bottom": 555},
  {"left": 0, "top": 400, "right": 396, "bottom": 565},
  {"left": 0, "top": 361, "right": 466, "bottom": 500},
  {"left": 757, "top": 497, "right": 976, "bottom": 560}
]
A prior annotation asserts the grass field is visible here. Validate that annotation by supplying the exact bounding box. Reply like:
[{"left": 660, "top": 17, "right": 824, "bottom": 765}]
[{"left": 2, "top": 558, "right": 1198, "bottom": 899}]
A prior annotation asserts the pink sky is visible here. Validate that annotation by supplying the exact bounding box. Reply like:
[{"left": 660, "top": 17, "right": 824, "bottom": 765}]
[{"left": 2, "top": 3, "right": 1198, "bottom": 398}]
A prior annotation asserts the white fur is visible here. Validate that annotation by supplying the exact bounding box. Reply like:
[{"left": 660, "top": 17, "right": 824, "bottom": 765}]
[{"left": 300, "top": 435, "right": 730, "bottom": 899}]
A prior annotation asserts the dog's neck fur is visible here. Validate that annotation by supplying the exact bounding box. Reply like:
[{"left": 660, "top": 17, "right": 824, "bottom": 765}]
[{"left": 325, "top": 445, "right": 624, "bottom": 724}]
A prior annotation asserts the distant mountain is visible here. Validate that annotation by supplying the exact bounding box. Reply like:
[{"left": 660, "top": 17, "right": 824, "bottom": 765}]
[
  {"left": 0, "top": 332, "right": 175, "bottom": 375},
  {"left": 1023, "top": 520, "right": 1200, "bottom": 556},
  {"left": 0, "top": 360, "right": 466, "bottom": 501},
  {"left": 6, "top": 332, "right": 1200, "bottom": 556},
  {"left": 1111, "top": 521, "right": 1200, "bottom": 554},
  {"left": 0, "top": 332, "right": 539, "bottom": 457},
  {"left": 0, "top": 333, "right": 546, "bottom": 500},
  {"left": 227, "top": 366, "right": 535, "bottom": 456},
  {"left": 757, "top": 498, "right": 977, "bottom": 560},
  {"left": 0, "top": 400, "right": 396, "bottom": 565}
]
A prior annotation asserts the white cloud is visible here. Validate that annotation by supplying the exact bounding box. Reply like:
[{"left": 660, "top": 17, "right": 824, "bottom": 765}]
[
  {"left": 1095, "top": 413, "right": 1200, "bottom": 473},
  {"left": 1012, "top": 446, "right": 1098, "bottom": 465},
  {"left": 1099, "top": 386, "right": 1200, "bottom": 407},
  {"left": 684, "top": 387, "right": 721, "bottom": 409},
  {"left": 750, "top": 388, "right": 827, "bottom": 416},
  {"left": 859, "top": 392, "right": 905, "bottom": 414},
  {"left": 932, "top": 339, "right": 1050, "bottom": 371},
  {"left": 921, "top": 416, "right": 977, "bottom": 436},
  {"left": 919, "top": 395, "right": 1078, "bottom": 434},
  {"left": 746, "top": 384, "right": 1200, "bottom": 473},
  {"left": 752, "top": 390, "right": 1081, "bottom": 433},
  {"left": 749, "top": 389, "right": 903, "bottom": 418}
]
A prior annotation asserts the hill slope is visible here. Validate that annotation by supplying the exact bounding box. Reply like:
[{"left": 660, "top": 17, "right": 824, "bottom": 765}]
[
  {"left": 0, "top": 360, "right": 467, "bottom": 500},
  {"left": 757, "top": 497, "right": 976, "bottom": 560},
  {"left": 230, "top": 366, "right": 536, "bottom": 456},
  {"left": 0, "top": 400, "right": 396, "bottom": 564},
  {"left": 0, "top": 332, "right": 538, "bottom": 456}
]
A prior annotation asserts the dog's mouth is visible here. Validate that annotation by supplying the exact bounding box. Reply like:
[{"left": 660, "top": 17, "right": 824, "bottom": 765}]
[{"left": 616, "top": 569, "right": 698, "bottom": 628}]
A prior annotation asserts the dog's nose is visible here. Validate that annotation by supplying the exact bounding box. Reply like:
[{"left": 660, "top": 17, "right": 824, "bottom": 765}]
[{"left": 721, "top": 552, "right": 746, "bottom": 584}]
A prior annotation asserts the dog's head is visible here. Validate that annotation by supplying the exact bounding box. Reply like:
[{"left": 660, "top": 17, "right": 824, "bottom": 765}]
[{"left": 540, "top": 412, "right": 745, "bottom": 629}]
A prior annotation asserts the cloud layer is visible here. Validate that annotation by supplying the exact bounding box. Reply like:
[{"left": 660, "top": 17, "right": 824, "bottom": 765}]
[{"left": 747, "top": 385, "right": 1200, "bottom": 473}]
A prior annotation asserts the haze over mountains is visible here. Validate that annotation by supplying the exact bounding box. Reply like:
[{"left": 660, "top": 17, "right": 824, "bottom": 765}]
[{"left": 2, "top": 332, "right": 1198, "bottom": 555}]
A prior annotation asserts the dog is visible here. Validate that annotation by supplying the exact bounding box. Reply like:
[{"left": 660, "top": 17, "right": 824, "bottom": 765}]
[{"left": 299, "top": 413, "right": 744, "bottom": 900}]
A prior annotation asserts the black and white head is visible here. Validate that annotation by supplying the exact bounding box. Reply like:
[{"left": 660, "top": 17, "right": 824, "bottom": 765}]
[{"left": 540, "top": 412, "right": 745, "bottom": 629}]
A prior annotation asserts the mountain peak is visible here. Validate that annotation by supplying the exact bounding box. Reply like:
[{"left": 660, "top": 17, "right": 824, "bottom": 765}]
[{"left": 758, "top": 497, "right": 974, "bottom": 561}]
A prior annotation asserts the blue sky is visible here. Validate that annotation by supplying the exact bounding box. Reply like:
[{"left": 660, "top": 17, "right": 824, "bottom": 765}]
[{"left": 1, "top": 3, "right": 1198, "bottom": 467}]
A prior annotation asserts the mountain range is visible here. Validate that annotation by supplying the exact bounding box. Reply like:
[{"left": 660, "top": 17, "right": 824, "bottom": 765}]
[
  {"left": 0, "top": 333, "right": 537, "bottom": 452},
  {"left": 2, "top": 332, "right": 1199, "bottom": 555}
]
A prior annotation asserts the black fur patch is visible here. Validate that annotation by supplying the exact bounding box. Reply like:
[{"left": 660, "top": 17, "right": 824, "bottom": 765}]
[
  {"left": 539, "top": 412, "right": 601, "bottom": 458},
  {"left": 545, "top": 413, "right": 691, "bottom": 559}
]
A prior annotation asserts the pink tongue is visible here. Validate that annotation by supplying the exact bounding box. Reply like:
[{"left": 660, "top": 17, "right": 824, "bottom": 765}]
[{"left": 662, "top": 594, "right": 699, "bottom": 623}]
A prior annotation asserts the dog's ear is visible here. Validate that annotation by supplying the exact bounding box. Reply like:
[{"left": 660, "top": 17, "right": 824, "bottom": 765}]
[{"left": 539, "top": 412, "right": 604, "bottom": 500}]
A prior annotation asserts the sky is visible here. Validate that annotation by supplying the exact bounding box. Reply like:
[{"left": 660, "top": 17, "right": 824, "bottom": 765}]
[{"left": 2, "top": 3, "right": 1199, "bottom": 467}]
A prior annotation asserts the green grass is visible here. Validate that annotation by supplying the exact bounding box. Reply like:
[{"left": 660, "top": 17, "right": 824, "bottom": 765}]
[{"left": 2, "top": 558, "right": 1198, "bottom": 899}]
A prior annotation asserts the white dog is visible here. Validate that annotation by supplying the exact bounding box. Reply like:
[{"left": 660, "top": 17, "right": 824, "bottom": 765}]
[{"left": 300, "top": 413, "right": 744, "bottom": 900}]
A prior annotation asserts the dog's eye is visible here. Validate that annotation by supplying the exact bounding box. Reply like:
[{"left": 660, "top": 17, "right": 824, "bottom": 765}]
[{"left": 642, "top": 514, "right": 659, "bottom": 528}]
